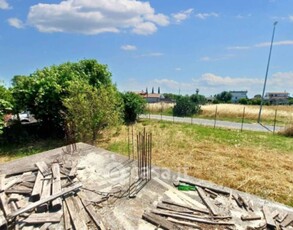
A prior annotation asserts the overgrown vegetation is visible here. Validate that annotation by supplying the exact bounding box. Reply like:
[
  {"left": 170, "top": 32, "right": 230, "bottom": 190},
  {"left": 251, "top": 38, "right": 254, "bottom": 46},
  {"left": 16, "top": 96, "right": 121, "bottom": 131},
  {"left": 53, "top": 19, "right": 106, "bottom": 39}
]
[
  {"left": 173, "top": 96, "right": 200, "bottom": 117},
  {"left": 100, "top": 120, "right": 293, "bottom": 206}
]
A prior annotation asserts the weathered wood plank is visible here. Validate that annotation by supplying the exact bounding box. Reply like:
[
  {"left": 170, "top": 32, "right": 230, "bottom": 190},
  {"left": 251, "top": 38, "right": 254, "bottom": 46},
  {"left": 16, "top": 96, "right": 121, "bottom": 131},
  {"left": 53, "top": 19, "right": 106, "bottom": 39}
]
[
  {"left": 157, "top": 203, "right": 194, "bottom": 214},
  {"left": 152, "top": 209, "right": 235, "bottom": 226},
  {"left": 167, "top": 217, "right": 201, "bottom": 229},
  {"left": 8, "top": 194, "right": 22, "bottom": 202},
  {"left": 37, "top": 175, "right": 52, "bottom": 212},
  {"left": 21, "top": 173, "right": 36, "bottom": 183},
  {"left": 5, "top": 186, "right": 32, "bottom": 195},
  {"left": 197, "top": 187, "right": 219, "bottom": 216},
  {"left": 63, "top": 200, "right": 73, "bottom": 230},
  {"left": 0, "top": 174, "right": 6, "bottom": 191},
  {"left": 39, "top": 223, "right": 51, "bottom": 230},
  {"left": 69, "top": 161, "right": 78, "bottom": 177},
  {"left": 52, "top": 163, "right": 62, "bottom": 210},
  {"left": 2, "top": 177, "right": 20, "bottom": 191},
  {"left": 8, "top": 182, "right": 82, "bottom": 219},
  {"left": 281, "top": 213, "right": 293, "bottom": 227},
  {"left": 21, "top": 181, "right": 34, "bottom": 189},
  {"left": 72, "top": 195, "right": 91, "bottom": 224},
  {"left": 78, "top": 191, "right": 109, "bottom": 230},
  {"left": 142, "top": 211, "right": 180, "bottom": 230},
  {"left": 0, "top": 209, "right": 7, "bottom": 228},
  {"left": 23, "top": 212, "right": 62, "bottom": 224},
  {"left": 31, "top": 171, "right": 44, "bottom": 201},
  {"left": 65, "top": 196, "right": 88, "bottom": 230},
  {"left": 36, "top": 162, "right": 51, "bottom": 177},
  {"left": 263, "top": 206, "right": 276, "bottom": 228},
  {"left": 241, "top": 213, "right": 262, "bottom": 221},
  {"left": 0, "top": 192, "right": 11, "bottom": 217},
  {"left": 162, "top": 200, "right": 210, "bottom": 214}
]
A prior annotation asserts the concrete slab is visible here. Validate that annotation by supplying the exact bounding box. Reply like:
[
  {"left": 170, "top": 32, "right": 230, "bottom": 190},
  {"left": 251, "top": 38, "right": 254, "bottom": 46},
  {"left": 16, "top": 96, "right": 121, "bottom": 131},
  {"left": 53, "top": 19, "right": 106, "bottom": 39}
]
[{"left": 1, "top": 142, "right": 293, "bottom": 229}]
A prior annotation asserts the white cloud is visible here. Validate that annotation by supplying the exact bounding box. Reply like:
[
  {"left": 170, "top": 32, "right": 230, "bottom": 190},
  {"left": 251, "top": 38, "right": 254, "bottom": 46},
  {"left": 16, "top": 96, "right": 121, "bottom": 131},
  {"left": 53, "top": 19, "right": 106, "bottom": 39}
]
[
  {"left": 139, "top": 52, "right": 164, "bottom": 57},
  {"left": 227, "top": 46, "right": 250, "bottom": 50},
  {"left": 0, "top": 0, "right": 10, "bottom": 9},
  {"left": 27, "top": 0, "right": 169, "bottom": 35},
  {"left": 255, "top": 40, "right": 293, "bottom": 47},
  {"left": 153, "top": 78, "right": 194, "bottom": 90},
  {"left": 175, "top": 67, "right": 181, "bottom": 71},
  {"left": 200, "top": 56, "right": 211, "bottom": 62},
  {"left": 289, "top": 15, "right": 293, "bottom": 22},
  {"left": 200, "top": 54, "right": 234, "bottom": 62},
  {"left": 172, "top": 8, "right": 193, "bottom": 23},
  {"left": 121, "top": 45, "right": 137, "bottom": 51},
  {"left": 8, "top": 18, "right": 25, "bottom": 29},
  {"left": 195, "top": 12, "right": 219, "bottom": 20},
  {"left": 270, "top": 72, "right": 293, "bottom": 88}
]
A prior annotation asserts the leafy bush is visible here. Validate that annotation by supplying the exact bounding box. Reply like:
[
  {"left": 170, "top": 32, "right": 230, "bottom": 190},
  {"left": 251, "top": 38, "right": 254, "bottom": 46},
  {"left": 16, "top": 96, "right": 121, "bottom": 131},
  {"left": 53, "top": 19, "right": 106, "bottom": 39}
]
[
  {"left": 173, "top": 96, "right": 200, "bottom": 117},
  {"left": 215, "top": 91, "right": 232, "bottom": 103},
  {"left": 121, "top": 92, "right": 146, "bottom": 124}
]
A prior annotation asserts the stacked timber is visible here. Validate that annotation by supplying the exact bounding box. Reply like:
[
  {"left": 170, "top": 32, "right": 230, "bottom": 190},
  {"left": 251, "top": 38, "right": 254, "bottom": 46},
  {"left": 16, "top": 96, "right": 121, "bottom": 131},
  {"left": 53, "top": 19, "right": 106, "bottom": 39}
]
[
  {"left": 0, "top": 160, "right": 108, "bottom": 230},
  {"left": 142, "top": 179, "right": 293, "bottom": 230}
]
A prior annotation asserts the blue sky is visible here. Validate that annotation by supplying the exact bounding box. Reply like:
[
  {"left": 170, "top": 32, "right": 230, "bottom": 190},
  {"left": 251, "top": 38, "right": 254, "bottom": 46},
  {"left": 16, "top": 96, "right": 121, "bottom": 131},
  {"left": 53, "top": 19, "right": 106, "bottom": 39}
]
[{"left": 0, "top": 0, "right": 293, "bottom": 97}]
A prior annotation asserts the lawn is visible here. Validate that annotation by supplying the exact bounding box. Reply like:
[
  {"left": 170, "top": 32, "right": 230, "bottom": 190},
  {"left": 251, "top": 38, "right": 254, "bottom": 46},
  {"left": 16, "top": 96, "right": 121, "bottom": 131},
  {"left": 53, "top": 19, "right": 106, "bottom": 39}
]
[{"left": 99, "top": 119, "right": 293, "bottom": 207}]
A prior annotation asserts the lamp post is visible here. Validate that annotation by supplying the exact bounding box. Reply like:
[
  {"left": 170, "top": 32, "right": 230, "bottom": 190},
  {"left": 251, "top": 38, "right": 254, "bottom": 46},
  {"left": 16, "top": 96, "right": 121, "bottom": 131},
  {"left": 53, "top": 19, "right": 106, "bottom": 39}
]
[{"left": 258, "top": 21, "right": 278, "bottom": 123}]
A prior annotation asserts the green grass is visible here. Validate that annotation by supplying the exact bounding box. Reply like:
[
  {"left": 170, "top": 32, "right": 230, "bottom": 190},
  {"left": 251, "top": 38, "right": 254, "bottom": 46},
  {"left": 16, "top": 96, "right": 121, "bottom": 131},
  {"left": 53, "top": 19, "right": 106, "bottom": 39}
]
[{"left": 0, "top": 139, "right": 66, "bottom": 163}]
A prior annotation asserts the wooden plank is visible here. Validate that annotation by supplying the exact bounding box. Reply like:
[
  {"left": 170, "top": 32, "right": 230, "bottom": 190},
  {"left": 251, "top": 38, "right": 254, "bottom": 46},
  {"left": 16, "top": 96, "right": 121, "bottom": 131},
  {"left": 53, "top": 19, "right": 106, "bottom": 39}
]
[
  {"left": 0, "top": 210, "right": 7, "bottom": 228},
  {"left": 5, "top": 186, "right": 32, "bottom": 195},
  {"left": 73, "top": 195, "right": 91, "bottom": 224},
  {"left": 51, "top": 163, "right": 62, "bottom": 210},
  {"left": 0, "top": 174, "right": 6, "bottom": 191},
  {"left": 36, "top": 162, "right": 52, "bottom": 177},
  {"left": 157, "top": 203, "right": 194, "bottom": 214},
  {"left": 65, "top": 196, "right": 88, "bottom": 230},
  {"left": 37, "top": 175, "right": 52, "bottom": 212},
  {"left": 263, "top": 206, "right": 276, "bottom": 228},
  {"left": 2, "top": 177, "right": 20, "bottom": 191},
  {"left": 23, "top": 212, "right": 62, "bottom": 224},
  {"left": 21, "top": 173, "right": 36, "bottom": 183},
  {"left": 63, "top": 200, "right": 73, "bottom": 230},
  {"left": 281, "top": 213, "right": 293, "bottom": 227},
  {"left": 69, "top": 161, "right": 78, "bottom": 177},
  {"left": 78, "top": 191, "right": 109, "bottom": 230},
  {"left": 241, "top": 213, "right": 262, "bottom": 221},
  {"left": 153, "top": 177, "right": 208, "bottom": 211},
  {"left": 8, "top": 194, "right": 22, "bottom": 202},
  {"left": 162, "top": 200, "right": 210, "bottom": 214},
  {"left": 31, "top": 171, "right": 44, "bottom": 201},
  {"left": 0, "top": 192, "right": 11, "bottom": 217},
  {"left": 152, "top": 209, "right": 235, "bottom": 226},
  {"left": 197, "top": 187, "right": 219, "bottom": 216},
  {"left": 142, "top": 211, "right": 180, "bottom": 230},
  {"left": 8, "top": 182, "right": 82, "bottom": 219},
  {"left": 39, "top": 223, "right": 51, "bottom": 230},
  {"left": 167, "top": 217, "right": 201, "bottom": 229},
  {"left": 21, "top": 181, "right": 35, "bottom": 189}
]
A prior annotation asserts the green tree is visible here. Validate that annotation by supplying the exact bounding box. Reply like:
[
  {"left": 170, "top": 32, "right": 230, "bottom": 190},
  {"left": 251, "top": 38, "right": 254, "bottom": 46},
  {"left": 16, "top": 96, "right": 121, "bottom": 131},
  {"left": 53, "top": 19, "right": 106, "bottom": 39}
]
[
  {"left": 0, "top": 84, "right": 13, "bottom": 134},
  {"left": 190, "top": 94, "right": 207, "bottom": 105},
  {"left": 63, "top": 81, "right": 122, "bottom": 143},
  {"left": 12, "top": 59, "right": 114, "bottom": 134},
  {"left": 121, "top": 92, "right": 146, "bottom": 124},
  {"left": 215, "top": 91, "right": 232, "bottom": 103},
  {"left": 238, "top": 98, "right": 248, "bottom": 105},
  {"left": 173, "top": 96, "right": 200, "bottom": 117}
]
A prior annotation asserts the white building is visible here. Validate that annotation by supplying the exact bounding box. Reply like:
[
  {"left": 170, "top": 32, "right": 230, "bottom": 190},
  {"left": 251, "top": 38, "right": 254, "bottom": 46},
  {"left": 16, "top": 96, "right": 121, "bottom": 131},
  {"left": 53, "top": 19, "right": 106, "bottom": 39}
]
[{"left": 230, "top": 91, "right": 248, "bottom": 103}]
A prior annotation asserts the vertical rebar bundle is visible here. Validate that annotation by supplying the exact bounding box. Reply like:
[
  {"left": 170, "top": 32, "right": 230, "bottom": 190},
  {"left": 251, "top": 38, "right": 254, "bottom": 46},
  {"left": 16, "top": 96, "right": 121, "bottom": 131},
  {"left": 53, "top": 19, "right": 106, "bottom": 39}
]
[{"left": 137, "top": 128, "right": 152, "bottom": 181}]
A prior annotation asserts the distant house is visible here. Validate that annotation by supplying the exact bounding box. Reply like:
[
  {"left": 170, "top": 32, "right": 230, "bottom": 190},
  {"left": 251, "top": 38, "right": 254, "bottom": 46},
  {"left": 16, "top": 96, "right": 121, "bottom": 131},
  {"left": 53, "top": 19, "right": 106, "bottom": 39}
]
[
  {"left": 135, "top": 87, "right": 164, "bottom": 103},
  {"left": 265, "top": 92, "right": 289, "bottom": 105},
  {"left": 230, "top": 91, "right": 248, "bottom": 103}
]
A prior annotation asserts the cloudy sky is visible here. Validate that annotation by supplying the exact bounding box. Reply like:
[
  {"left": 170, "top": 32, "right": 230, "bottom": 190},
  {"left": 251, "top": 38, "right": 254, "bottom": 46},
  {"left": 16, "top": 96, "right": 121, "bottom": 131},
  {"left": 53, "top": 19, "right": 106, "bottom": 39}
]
[{"left": 1, "top": 0, "right": 293, "bottom": 97}]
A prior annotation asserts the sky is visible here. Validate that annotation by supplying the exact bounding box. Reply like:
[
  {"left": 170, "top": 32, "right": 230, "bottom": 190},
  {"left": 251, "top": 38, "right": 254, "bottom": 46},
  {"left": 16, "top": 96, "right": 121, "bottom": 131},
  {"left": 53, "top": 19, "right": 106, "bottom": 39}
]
[{"left": 0, "top": 0, "right": 293, "bottom": 97}]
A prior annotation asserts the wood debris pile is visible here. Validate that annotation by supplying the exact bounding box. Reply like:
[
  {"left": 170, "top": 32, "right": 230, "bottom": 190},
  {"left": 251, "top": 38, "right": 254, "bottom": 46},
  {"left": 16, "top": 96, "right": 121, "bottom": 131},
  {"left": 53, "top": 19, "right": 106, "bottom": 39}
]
[
  {"left": 142, "top": 179, "right": 293, "bottom": 230},
  {"left": 0, "top": 160, "right": 108, "bottom": 230}
]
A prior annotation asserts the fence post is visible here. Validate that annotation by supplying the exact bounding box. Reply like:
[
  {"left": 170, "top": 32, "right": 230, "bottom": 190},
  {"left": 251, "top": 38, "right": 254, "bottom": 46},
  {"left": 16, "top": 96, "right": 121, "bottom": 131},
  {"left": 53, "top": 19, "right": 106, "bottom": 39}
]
[
  {"left": 273, "top": 109, "right": 277, "bottom": 134},
  {"left": 241, "top": 107, "right": 245, "bottom": 132},
  {"left": 214, "top": 106, "right": 218, "bottom": 128},
  {"left": 160, "top": 102, "right": 163, "bottom": 121}
]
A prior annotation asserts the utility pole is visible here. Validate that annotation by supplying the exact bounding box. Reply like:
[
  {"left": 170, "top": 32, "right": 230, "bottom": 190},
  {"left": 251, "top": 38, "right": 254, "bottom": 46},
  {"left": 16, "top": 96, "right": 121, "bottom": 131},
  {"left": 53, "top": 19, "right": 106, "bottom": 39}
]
[{"left": 258, "top": 21, "right": 278, "bottom": 123}]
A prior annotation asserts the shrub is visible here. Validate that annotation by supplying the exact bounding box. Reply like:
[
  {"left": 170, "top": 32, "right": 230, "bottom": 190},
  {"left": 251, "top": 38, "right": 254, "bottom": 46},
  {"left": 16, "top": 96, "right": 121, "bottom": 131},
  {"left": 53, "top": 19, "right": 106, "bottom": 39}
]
[
  {"left": 280, "top": 123, "right": 293, "bottom": 137},
  {"left": 173, "top": 96, "right": 200, "bottom": 117}
]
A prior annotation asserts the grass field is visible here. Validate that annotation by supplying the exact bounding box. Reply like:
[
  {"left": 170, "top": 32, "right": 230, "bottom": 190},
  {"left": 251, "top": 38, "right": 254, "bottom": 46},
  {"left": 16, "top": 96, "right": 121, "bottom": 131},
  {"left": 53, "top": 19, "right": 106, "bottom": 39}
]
[
  {"left": 146, "top": 103, "right": 293, "bottom": 125},
  {"left": 100, "top": 120, "right": 293, "bottom": 207}
]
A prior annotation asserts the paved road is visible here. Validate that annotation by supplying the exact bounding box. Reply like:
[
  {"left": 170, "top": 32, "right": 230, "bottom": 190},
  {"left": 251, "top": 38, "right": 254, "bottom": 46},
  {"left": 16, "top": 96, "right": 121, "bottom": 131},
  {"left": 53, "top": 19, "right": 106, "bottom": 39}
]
[{"left": 140, "top": 114, "right": 284, "bottom": 132}]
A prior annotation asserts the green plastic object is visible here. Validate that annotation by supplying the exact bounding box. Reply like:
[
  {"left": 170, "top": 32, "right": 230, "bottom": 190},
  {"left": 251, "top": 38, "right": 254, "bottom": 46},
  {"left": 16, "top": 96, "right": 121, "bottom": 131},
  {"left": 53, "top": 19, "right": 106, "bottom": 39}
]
[{"left": 178, "top": 184, "right": 196, "bottom": 191}]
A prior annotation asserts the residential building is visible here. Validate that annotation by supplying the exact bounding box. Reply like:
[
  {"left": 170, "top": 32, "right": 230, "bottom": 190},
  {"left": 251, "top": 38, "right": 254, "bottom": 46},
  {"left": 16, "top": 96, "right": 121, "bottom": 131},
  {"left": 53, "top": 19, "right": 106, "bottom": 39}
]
[
  {"left": 230, "top": 91, "right": 248, "bottom": 103},
  {"left": 265, "top": 92, "right": 289, "bottom": 105}
]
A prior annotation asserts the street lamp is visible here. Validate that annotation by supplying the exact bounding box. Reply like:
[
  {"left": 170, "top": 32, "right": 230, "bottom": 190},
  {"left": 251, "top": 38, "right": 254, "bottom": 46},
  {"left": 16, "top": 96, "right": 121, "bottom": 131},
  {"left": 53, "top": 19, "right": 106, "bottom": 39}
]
[{"left": 258, "top": 21, "right": 278, "bottom": 123}]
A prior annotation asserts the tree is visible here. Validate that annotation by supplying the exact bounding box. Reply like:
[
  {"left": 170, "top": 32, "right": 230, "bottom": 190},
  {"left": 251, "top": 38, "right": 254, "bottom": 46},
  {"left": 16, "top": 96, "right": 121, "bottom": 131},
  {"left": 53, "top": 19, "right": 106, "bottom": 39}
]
[
  {"left": 173, "top": 96, "right": 200, "bottom": 117},
  {"left": 215, "top": 91, "right": 232, "bottom": 103},
  {"left": 0, "top": 84, "right": 13, "bottom": 134},
  {"left": 190, "top": 94, "right": 207, "bottom": 105},
  {"left": 12, "top": 59, "right": 114, "bottom": 134},
  {"left": 238, "top": 98, "right": 248, "bottom": 105},
  {"left": 121, "top": 92, "right": 146, "bottom": 124},
  {"left": 62, "top": 81, "right": 122, "bottom": 143}
]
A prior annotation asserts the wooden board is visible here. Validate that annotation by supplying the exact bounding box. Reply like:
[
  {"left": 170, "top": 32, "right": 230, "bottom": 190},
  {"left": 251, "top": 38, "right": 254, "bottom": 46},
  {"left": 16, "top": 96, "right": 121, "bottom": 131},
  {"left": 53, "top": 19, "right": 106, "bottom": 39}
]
[
  {"left": 37, "top": 175, "right": 52, "bottom": 212},
  {"left": 167, "top": 217, "right": 201, "bottom": 228},
  {"left": 142, "top": 211, "right": 180, "bottom": 230},
  {"left": 23, "top": 212, "right": 62, "bottom": 224},
  {"left": 0, "top": 192, "right": 11, "bottom": 217},
  {"left": 281, "top": 213, "right": 293, "bottom": 227},
  {"left": 72, "top": 195, "right": 91, "bottom": 224},
  {"left": 0, "top": 209, "right": 7, "bottom": 227},
  {"left": 78, "top": 191, "right": 109, "bottom": 230},
  {"left": 52, "top": 163, "right": 62, "bottom": 210},
  {"left": 8, "top": 183, "right": 82, "bottom": 219},
  {"left": 31, "top": 171, "right": 44, "bottom": 201},
  {"left": 162, "top": 200, "right": 209, "bottom": 214},
  {"left": 263, "top": 206, "right": 276, "bottom": 228},
  {"left": 197, "top": 187, "right": 219, "bottom": 216},
  {"left": 63, "top": 200, "right": 73, "bottom": 230},
  {"left": 0, "top": 174, "right": 5, "bottom": 191},
  {"left": 36, "top": 162, "right": 52, "bottom": 177},
  {"left": 241, "top": 213, "right": 262, "bottom": 221},
  {"left": 65, "top": 196, "right": 88, "bottom": 230}
]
